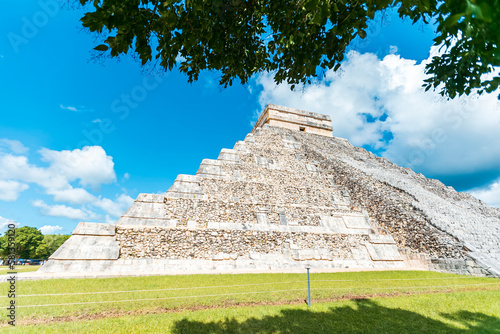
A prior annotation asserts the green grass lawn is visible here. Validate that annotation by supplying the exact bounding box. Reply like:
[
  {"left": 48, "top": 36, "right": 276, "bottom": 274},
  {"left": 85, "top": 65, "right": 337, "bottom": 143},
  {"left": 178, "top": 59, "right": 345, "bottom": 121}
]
[
  {"left": 6, "top": 290, "right": 500, "bottom": 333},
  {"left": 1, "top": 271, "right": 499, "bottom": 332},
  {"left": 0, "top": 266, "right": 40, "bottom": 273}
]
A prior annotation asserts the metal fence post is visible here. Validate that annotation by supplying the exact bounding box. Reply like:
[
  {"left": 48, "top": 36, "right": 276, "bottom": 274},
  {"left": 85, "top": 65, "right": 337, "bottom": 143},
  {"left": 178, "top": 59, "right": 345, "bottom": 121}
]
[{"left": 306, "top": 266, "right": 311, "bottom": 307}]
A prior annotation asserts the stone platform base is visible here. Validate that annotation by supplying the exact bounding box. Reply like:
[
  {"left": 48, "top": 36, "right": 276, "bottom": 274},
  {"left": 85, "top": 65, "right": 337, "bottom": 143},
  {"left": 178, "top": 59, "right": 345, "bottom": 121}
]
[
  {"left": 10, "top": 261, "right": 422, "bottom": 282},
  {"left": 38, "top": 255, "right": 409, "bottom": 277}
]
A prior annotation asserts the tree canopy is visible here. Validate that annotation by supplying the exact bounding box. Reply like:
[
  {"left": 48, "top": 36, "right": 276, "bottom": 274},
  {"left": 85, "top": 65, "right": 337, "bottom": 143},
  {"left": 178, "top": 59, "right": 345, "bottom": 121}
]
[
  {"left": 80, "top": 0, "right": 500, "bottom": 98},
  {"left": 0, "top": 227, "right": 70, "bottom": 260}
]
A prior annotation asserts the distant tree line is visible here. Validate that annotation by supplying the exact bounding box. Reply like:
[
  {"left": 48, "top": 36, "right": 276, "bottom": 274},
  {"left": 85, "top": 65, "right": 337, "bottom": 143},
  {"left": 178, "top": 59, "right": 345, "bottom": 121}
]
[{"left": 0, "top": 227, "right": 70, "bottom": 260}]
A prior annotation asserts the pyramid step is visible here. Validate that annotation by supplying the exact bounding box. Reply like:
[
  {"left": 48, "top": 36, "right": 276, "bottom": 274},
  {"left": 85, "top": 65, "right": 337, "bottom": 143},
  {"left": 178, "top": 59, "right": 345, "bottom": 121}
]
[
  {"left": 233, "top": 141, "right": 250, "bottom": 153},
  {"left": 364, "top": 243, "right": 404, "bottom": 261},
  {"left": 196, "top": 159, "right": 228, "bottom": 179},
  {"left": 72, "top": 222, "right": 115, "bottom": 236},
  {"left": 244, "top": 133, "right": 255, "bottom": 143},
  {"left": 166, "top": 174, "right": 205, "bottom": 199},
  {"left": 340, "top": 214, "right": 372, "bottom": 229},
  {"left": 122, "top": 202, "right": 167, "bottom": 219},
  {"left": 50, "top": 231, "right": 119, "bottom": 260},
  {"left": 218, "top": 148, "right": 240, "bottom": 164},
  {"left": 135, "top": 193, "right": 165, "bottom": 203},
  {"left": 368, "top": 234, "right": 396, "bottom": 244},
  {"left": 117, "top": 217, "right": 177, "bottom": 228},
  {"left": 319, "top": 214, "right": 373, "bottom": 234},
  {"left": 282, "top": 135, "right": 302, "bottom": 149}
]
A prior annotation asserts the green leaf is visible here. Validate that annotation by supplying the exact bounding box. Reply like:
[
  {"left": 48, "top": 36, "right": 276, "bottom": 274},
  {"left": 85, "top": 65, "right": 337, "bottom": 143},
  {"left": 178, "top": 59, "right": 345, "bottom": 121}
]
[
  {"left": 79, "top": 0, "right": 500, "bottom": 97},
  {"left": 442, "top": 13, "right": 464, "bottom": 28},
  {"left": 94, "top": 44, "right": 109, "bottom": 51}
]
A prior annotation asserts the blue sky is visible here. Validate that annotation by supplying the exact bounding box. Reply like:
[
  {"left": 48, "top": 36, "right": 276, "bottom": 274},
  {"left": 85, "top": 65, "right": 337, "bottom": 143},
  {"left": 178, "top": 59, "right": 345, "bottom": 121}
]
[{"left": 1, "top": 1, "right": 499, "bottom": 235}]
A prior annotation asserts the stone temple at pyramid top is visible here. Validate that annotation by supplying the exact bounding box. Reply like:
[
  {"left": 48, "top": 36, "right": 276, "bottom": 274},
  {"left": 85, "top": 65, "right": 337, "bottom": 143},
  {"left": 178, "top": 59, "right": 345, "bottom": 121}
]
[{"left": 252, "top": 104, "right": 333, "bottom": 137}]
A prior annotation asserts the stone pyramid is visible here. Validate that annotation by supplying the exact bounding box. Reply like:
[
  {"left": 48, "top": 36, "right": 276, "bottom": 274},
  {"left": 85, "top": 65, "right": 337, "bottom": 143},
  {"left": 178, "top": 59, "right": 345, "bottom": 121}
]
[{"left": 41, "top": 104, "right": 500, "bottom": 277}]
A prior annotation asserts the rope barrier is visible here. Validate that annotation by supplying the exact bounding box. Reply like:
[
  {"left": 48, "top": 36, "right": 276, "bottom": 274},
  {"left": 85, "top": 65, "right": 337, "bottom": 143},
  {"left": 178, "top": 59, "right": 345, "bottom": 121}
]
[
  {"left": 313, "top": 282, "right": 500, "bottom": 291},
  {"left": 4, "top": 280, "right": 306, "bottom": 298},
  {"left": 5, "top": 276, "right": 496, "bottom": 298},
  {"left": 16, "top": 288, "right": 307, "bottom": 308},
  {"left": 311, "top": 276, "right": 492, "bottom": 283},
  {"left": 13, "top": 282, "right": 500, "bottom": 308}
]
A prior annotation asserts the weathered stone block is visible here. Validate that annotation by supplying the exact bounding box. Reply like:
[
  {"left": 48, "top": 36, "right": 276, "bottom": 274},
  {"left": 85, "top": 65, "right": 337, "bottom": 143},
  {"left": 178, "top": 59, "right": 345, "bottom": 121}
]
[
  {"left": 368, "top": 234, "right": 396, "bottom": 244},
  {"left": 136, "top": 193, "right": 165, "bottom": 203},
  {"left": 50, "top": 235, "right": 119, "bottom": 260},
  {"left": 73, "top": 222, "right": 115, "bottom": 236},
  {"left": 122, "top": 202, "right": 167, "bottom": 219},
  {"left": 207, "top": 222, "right": 219, "bottom": 229},
  {"left": 364, "top": 243, "right": 404, "bottom": 261},
  {"left": 342, "top": 215, "right": 371, "bottom": 229},
  {"left": 218, "top": 149, "right": 240, "bottom": 164},
  {"left": 166, "top": 174, "right": 204, "bottom": 198}
]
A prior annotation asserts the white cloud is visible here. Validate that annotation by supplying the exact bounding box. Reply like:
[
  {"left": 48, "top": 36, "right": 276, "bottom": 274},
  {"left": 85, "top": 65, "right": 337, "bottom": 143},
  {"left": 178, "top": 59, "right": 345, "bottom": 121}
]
[
  {"left": 104, "top": 215, "right": 116, "bottom": 224},
  {"left": 123, "top": 172, "right": 130, "bottom": 180},
  {"left": 39, "top": 146, "right": 116, "bottom": 188},
  {"left": 32, "top": 199, "right": 94, "bottom": 220},
  {"left": 0, "top": 140, "right": 134, "bottom": 223},
  {"left": 31, "top": 192, "right": 133, "bottom": 220},
  {"left": 92, "top": 119, "right": 102, "bottom": 123},
  {"left": 470, "top": 179, "right": 500, "bottom": 207},
  {"left": 45, "top": 186, "right": 133, "bottom": 217},
  {"left": 38, "top": 225, "right": 63, "bottom": 234},
  {"left": 255, "top": 49, "right": 500, "bottom": 185},
  {"left": 0, "top": 153, "right": 74, "bottom": 190},
  {"left": 59, "top": 104, "right": 78, "bottom": 111},
  {"left": 0, "top": 217, "right": 18, "bottom": 234},
  {"left": 0, "top": 139, "right": 28, "bottom": 154},
  {"left": 46, "top": 186, "right": 96, "bottom": 205},
  {"left": 0, "top": 216, "right": 14, "bottom": 224},
  {"left": 60, "top": 104, "right": 79, "bottom": 112},
  {"left": 0, "top": 216, "right": 18, "bottom": 230},
  {"left": 60, "top": 105, "right": 94, "bottom": 112},
  {"left": 0, "top": 180, "right": 29, "bottom": 201},
  {"left": 0, "top": 145, "right": 116, "bottom": 199},
  {"left": 94, "top": 194, "right": 134, "bottom": 217}
]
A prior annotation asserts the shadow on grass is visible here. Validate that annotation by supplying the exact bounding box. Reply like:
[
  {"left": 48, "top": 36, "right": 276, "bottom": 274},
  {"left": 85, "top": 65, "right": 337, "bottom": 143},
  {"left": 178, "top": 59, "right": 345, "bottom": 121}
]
[{"left": 171, "top": 299, "right": 500, "bottom": 334}]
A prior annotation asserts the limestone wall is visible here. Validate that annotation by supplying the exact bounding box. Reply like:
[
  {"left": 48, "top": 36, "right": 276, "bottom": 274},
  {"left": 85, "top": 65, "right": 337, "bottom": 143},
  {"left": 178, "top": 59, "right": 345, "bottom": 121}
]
[{"left": 117, "top": 226, "right": 368, "bottom": 260}]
